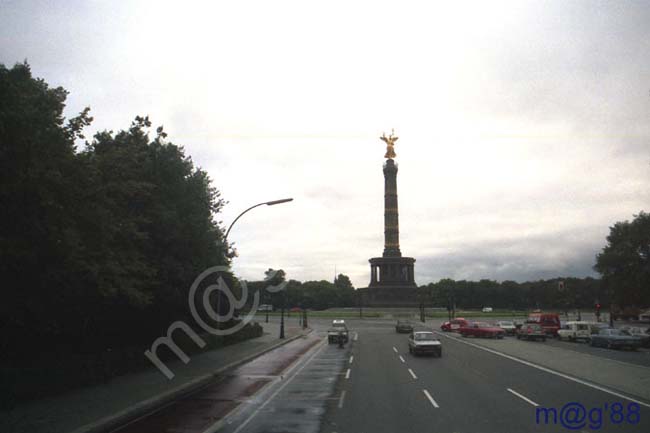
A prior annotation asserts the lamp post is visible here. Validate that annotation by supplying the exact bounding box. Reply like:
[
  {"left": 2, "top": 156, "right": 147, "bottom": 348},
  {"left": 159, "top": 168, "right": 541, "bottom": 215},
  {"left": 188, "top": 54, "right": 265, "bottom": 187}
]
[
  {"left": 221, "top": 198, "right": 293, "bottom": 329},
  {"left": 280, "top": 288, "right": 286, "bottom": 339}
]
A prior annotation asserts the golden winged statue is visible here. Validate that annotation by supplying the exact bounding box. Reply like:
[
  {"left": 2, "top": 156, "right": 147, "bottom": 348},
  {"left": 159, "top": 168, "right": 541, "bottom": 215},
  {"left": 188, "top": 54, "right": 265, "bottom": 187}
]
[{"left": 380, "top": 129, "right": 398, "bottom": 159}]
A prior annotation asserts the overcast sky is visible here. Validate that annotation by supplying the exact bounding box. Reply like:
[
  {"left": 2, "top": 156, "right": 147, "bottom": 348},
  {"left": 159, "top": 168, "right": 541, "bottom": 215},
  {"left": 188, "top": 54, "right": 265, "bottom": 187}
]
[{"left": 2, "top": 0, "right": 648, "bottom": 287}]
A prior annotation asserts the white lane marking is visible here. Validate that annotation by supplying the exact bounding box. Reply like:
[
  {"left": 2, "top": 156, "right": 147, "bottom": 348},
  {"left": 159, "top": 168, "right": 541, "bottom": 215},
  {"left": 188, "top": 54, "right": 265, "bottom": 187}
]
[
  {"left": 354, "top": 332, "right": 359, "bottom": 341},
  {"left": 349, "top": 355, "right": 354, "bottom": 364},
  {"left": 507, "top": 388, "right": 539, "bottom": 407},
  {"left": 345, "top": 368, "right": 351, "bottom": 379},
  {"left": 399, "top": 355, "right": 405, "bottom": 363},
  {"left": 338, "top": 390, "right": 346, "bottom": 409},
  {"left": 393, "top": 346, "right": 398, "bottom": 353},
  {"left": 423, "top": 389, "right": 439, "bottom": 408},
  {"left": 230, "top": 341, "right": 327, "bottom": 433},
  {"left": 408, "top": 368, "right": 418, "bottom": 380},
  {"left": 435, "top": 331, "right": 650, "bottom": 409}
]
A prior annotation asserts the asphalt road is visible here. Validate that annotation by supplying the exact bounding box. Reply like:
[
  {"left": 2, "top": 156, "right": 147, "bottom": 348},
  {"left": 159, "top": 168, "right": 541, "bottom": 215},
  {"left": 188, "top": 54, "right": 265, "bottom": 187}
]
[
  {"left": 318, "top": 319, "right": 650, "bottom": 433},
  {"left": 112, "top": 316, "right": 650, "bottom": 433}
]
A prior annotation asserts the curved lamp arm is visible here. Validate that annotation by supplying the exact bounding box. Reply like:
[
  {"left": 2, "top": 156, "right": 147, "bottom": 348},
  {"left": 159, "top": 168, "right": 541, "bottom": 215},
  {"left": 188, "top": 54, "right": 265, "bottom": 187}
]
[{"left": 224, "top": 198, "right": 293, "bottom": 242}]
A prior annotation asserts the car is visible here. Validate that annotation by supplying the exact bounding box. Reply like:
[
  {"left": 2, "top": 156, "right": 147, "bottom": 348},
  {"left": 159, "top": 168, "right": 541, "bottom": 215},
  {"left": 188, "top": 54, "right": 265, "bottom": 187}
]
[
  {"left": 289, "top": 306, "right": 302, "bottom": 313},
  {"left": 590, "top": 328, "right": 642, "bottom": 350},
  {"left": 327, "top": 319, "right": 349, "bottom": 344},
  {"left": 408, "top": 331, "right": 442, "bottom": 356},
  {"left": 257, "top": 304, "right": 273, "bottom": 312},
  {"left": 526, "top": 313, "right": 561, "bottom": 336},
  {"left": 440, "top": 318, "right": 469, "bottom": 332},
  {"left": 482, "top": 307, "right": 493, "bottom": 313},
  {"left": 557, "top": 321, "right": 596, "bottom": 342},
  {"left": 396, "top": 320, "right": 414, "bottom": 333},
  {"left": 516, "top": 323, "right": 546, "bottom": 341},
  {"left": 495, "top": 320, "right": 517, "bottom": 335},
  {"left": 459, "top": 322, "right": 505, "bottom": 339},
  {"left": 619, "top": 327, "right": 650, "bottom": 348}
]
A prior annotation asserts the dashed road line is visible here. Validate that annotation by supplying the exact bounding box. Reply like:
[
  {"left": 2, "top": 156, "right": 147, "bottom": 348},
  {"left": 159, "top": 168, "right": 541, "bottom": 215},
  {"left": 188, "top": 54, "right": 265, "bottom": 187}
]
[
  {"left": 349, "top": 355, "right": 354, "bottom": 364},
  {"left": 423, "top": 389, "right": 439, "bottom": 408},
  {"left": 507, "top": 388, "right": 539, "bottom": 407},
  {"left": 345, "top": 368, "right": 351, "bottom": 379},
  {"left": 393, "top": 346, "right": 398, "bottom": 353},
  {"left": 408, "top": 368, "right": 418, "bottom": 380},
  {"left": 399, "top": 355, "right": 405, "bottom": 363},
  {"left": 338, "top": 390, "right": 346, "bottom": 409},
  {"left": 354, "top": 332, "right": 359, "bottom": 341},
  {"left": 435, "top": 330, "right": 650, "bottom": 409}
]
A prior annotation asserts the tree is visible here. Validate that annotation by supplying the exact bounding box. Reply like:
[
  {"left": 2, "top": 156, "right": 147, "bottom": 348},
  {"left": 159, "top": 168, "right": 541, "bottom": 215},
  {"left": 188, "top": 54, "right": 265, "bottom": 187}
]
[
  {"left": 334, "top": 273, "right": 355, "bottom": 306},
  {"left": 594, "top": 212, "right": 650, "bottom": 307}
]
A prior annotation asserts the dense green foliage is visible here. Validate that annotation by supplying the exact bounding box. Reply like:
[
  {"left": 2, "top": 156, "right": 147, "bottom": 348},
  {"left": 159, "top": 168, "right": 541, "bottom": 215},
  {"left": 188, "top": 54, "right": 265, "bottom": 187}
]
[
  {"left": 252, "top": 271, "right": 356, "bottom": 310},
  {"left": 0, "top": 63, "right": 231, "bottom": 401},
  {"left": 419, "top": 277, "right": 602, "bottom": 310},
  {"left": 594, "top": 212, "right": 650, "bottom": 307}
]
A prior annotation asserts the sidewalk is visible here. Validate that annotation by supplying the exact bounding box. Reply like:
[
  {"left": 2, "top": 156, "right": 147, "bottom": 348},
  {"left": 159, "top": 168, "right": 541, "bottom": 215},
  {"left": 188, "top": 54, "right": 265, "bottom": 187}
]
[{"left": 0, "top": 320, "right": 309, "bottom": 433}]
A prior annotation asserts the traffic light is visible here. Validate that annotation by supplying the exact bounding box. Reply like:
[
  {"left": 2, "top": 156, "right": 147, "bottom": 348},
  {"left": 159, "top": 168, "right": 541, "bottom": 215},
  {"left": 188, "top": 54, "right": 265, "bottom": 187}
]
[{"left": 595, "top": 303, "right": 601, "bottom": 317}]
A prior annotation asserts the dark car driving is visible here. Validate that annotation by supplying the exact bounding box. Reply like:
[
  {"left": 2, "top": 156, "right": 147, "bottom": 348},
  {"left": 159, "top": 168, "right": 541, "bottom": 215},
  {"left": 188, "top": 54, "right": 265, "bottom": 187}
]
[{"left": 396, "top": 320, "right": 414, "bottom": 333}]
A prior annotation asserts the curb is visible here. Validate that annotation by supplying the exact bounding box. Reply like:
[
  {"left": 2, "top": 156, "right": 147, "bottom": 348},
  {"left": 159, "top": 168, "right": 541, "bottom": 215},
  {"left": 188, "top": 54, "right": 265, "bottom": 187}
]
[{"left": 71, "top": 328, "right": 313, "bottom": 433}]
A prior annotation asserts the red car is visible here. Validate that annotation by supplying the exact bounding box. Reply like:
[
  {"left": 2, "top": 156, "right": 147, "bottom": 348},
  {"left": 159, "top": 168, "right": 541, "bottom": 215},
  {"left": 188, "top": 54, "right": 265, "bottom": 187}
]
[
  {"left": 526, "top": 313, "right": 561, "bottom": 336},
  {"left": 441, "top": 318, "right": 469, "bottom": 332},
  {"left": 459, "top": 322, "right": 505, "bottom": 339}
]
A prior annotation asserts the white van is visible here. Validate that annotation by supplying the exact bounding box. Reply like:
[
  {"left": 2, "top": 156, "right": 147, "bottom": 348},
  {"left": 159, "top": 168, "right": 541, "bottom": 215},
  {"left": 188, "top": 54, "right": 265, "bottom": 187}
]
[
  {"left": 482, "top": 307, "right": 493, "bottom": 313},
  {"left": 557, "top": 321, "right": 597, "bottom": 342}
]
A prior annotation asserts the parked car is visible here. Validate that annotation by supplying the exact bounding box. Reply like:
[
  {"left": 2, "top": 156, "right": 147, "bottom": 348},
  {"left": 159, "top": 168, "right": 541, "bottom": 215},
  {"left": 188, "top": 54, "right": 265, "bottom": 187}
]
[
  {"left": 441, "top": 318, "right": 469, "bottom": 332},
  {"left": 495, "top": 320, "right": 517, "bottom": 335},
  {"left": 526, "top": 313, "right": 561, "bottom": 336},
  {"left": 459, "top": 322, "right": 505, "bottom": 338},
  {"left": 408, "top": 331, "right": 442, "bottom": 357},
  {"left": 590, "top": 328, "right": 642, "bottom": 350},
  {"left": 289, "top": 306, "right": 302, "bottom": 313},
  {"left": 257, "top": 304, "right": 273, "bottom": 312},
  {"left": 557, "top": 321, "right": 596, "bottom": 342},
  {"left": 482, "top": 307, "right": 493, "bottom": 313},
  {"left": 396, "top": 320, "right": 414, "bottom": 333},
  {"left": 327, "top": 319, "right": 349, "bottom": 344},
  {"left": 620, "top": 326, "right": 650, "bottom": 348},
  {"left": 516, "top": 323, "right": 546, "bottom": 341}
]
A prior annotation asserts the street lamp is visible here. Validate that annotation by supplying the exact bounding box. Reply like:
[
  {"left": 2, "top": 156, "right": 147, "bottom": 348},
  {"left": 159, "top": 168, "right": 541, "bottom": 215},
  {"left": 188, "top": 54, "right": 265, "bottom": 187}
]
[
  {"left": 280, "top": 287, "right": 287, "bottom": 339},
  {"left": 224, "top": 198, "right": 294, "bottom": 242},
  {"left": 220, "top": 198, "right": 293, "bottom": 330}
]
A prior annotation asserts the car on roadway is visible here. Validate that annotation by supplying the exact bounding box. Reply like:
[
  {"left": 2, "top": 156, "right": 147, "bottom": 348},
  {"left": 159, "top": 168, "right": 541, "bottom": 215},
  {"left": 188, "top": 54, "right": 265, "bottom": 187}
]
[
  {"left": 289, "top": 306, "right": 302, "bottom": 313},
  {"left": 396, "top": 319, "right": 414, "bottom": 333},
  {"left": 526, "top": 313, "right": 561, "bottom": 336},
  {"left": 482, "top": 307, "right": 493, "bottom": 313},
  {"left": 619, "top": 326, "right": 650, "bottom": 348},
  {"left": 557, "top": 321, "right": 596, "bottom": 342},
  {"left": 408, "top": 331, "right": 442, "bottom": 357},
  {"left": 495, "top": 320, "right": 517, "bottom": 335},
  {"left": 516, "top": 323, "right": 547, "bottom": 341},
  {"left": 327, "top": 319, "right": 349, "bottom": 344},
  {"left": 590, "top": 328, "right": 642, "bottom": 350},
  {"left": 257, "top": 304, "right": 273, "bottom": 312},
  {"left": 440, "top": 318, "right": 469, "bottom": 332},
  {"left": 459, "top": 322, "right": 505, "bottom": 339}
]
